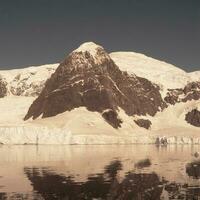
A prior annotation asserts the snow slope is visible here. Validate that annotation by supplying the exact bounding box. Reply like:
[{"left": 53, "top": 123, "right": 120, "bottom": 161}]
[
  {"left": 110, "top": 52, "right": 200, "bottom": 94},
  {"left": 0, "top": 96, "right": 34, "bottom": 126},
  {"left": 0, "top": 95, "right": 199, "bottom": 145},
  {"left": 0, "top": 96, "right": 150, "bottom": 144}
]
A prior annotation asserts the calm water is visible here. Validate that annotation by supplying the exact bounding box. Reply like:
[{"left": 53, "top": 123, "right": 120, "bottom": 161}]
[{"left": 1, "top": 145, "right": 200, "bottom": 199}]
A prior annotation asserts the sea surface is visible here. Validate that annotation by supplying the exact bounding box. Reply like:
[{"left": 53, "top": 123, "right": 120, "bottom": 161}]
[{"left": 0, "top": 145, "right": 200, "bottom": 199}]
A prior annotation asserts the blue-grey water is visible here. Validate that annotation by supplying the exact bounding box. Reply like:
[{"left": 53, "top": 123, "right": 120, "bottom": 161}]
[{"left": 0, "top": 145, "right": 200, "bottom": 199}]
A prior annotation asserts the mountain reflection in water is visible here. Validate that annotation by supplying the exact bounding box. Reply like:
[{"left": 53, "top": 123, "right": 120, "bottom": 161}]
[
  {"left": 23, "top": 160, "right": 200, "bottom": 200},
  {"left": 1, "top": 145, "right": 200, "bottom": 199},
  {"left": 24, "top": 160, "right": 164, "bottom": 200},
  {"left": 186, "top": 160, "right": 200, "bottom": 179}
]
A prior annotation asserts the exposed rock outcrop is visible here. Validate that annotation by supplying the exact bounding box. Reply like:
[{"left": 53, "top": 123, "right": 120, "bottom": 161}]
[
  {"left": 185, "top": 109, "right": 200, "bottom": 127},
  {"left": 0, "top": 76, "right": 7, "bottom": 98},
  {"left": 164, "top": 82, "right": 200, "bottom": 105},
  {"left": 134, "top": 119, "right": 152, "bottom": 129},
  {"left": 102, "top": 109, "right": 122, "bottom": 128},
  {"left": 24, "top": 42, "right": 166, "bottom": 128}
]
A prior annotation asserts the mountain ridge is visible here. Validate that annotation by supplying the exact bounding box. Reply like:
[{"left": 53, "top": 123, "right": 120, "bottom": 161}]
[{"left": 1, "top": 47, "right": 199, "bottom": 98}]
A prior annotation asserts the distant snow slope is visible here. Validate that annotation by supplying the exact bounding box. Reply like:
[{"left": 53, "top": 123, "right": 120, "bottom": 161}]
[
  {"left": 0, "top": 64, "right": 58, "bottom": 96},
  {"left": 188, "top": 71, "right": 200, "bottom": 81},
  {"left": 110, "top": 52, "right": 200, "bottom": 93},
  {"left": 148, "top": 100, "right": 200, "bottom": 132}
]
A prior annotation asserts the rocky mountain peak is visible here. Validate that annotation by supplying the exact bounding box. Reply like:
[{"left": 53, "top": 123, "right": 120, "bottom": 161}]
[
  {"left": 73, "top": 42, "right": 102, "bottom": 55},
  {"left": 72, "top": 42, "right": 111, "bottom": 65},
  {"left": 24, "top": 42, "right": 166, "bottom": 128}
]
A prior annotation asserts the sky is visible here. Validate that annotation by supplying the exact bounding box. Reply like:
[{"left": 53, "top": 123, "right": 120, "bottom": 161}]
[{"left": 0, "top": 0, "right": 199, "bottom": 71}]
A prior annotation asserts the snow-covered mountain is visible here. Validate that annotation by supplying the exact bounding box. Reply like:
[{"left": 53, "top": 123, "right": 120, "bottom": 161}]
[
  {"left": 110, "top": 52, "right": 200, "bottom": 94},
  {"left": 24, "top": 42, "right": 166, "bottom": 126},
  {"left": 0, "top": 42, "right": 199, "bottom": 145}
]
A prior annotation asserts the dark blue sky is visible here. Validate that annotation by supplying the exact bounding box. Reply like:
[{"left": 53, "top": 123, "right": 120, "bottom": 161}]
[{"left": 0, "top": 0, "right": 199, "bottom": 71}]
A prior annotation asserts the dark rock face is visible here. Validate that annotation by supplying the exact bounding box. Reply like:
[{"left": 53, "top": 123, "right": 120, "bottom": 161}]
[
  {"left": 24, "top": 43, "right": 166, "bottom": 128},
  {"left": 164, "top": 89, "right": 183, "bottom": 105},
  {"left": 185, "top": 109, "right": 200, "bottom": 127},
  {"left": 165, "top": 82, "right": 200, "bottom": 105},
  {"left": 134, "top": 119, "right": 152, "bottom": 129},
  {"left": 0, "top": 77, "right": 7, "bottom": 98},
  {"left": 102, "top": 109, "right": 122, "bottom": 128}
]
